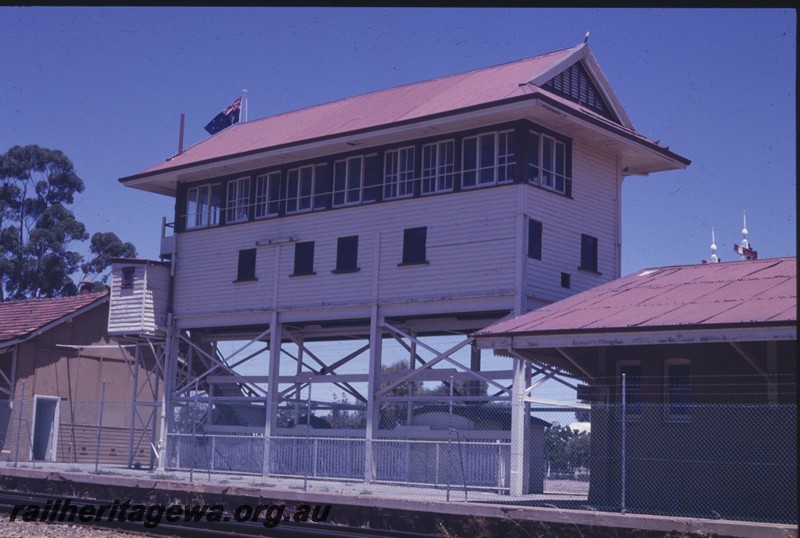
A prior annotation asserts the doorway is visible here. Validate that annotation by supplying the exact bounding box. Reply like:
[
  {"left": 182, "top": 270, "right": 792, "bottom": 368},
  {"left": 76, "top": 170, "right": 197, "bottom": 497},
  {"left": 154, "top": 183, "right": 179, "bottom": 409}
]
[{"left": 32, "top": 396, "right": 60, "bottom": 461}]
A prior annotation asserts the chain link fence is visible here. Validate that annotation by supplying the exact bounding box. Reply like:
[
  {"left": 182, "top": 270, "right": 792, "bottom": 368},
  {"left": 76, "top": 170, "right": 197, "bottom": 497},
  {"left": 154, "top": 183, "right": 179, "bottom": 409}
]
[{"left": 1, "top": 376, "right": 795, "bottom": 524}]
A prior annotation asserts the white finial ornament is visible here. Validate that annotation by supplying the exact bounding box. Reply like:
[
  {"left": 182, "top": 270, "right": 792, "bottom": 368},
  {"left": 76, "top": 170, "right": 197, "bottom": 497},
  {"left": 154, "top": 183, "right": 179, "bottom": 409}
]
[
  {"left": 740, "top": 211, "right": 749, "bottom": 251},
  {"left": 709, "top": 227, "right": 719, "bottom": 263},
  {"left": 734, "top": 210, "right": 758, "bottom": 260}
]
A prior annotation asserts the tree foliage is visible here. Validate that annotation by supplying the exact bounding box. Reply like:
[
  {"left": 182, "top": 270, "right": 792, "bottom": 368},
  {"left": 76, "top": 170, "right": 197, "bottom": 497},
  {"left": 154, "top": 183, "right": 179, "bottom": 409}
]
[
  {"left": 1, "top": 145, "right": 136, "bottom": 300},
  {"left": 544, "top": 425, "right": 591, "bottom": 473},
  {"left": 81, "top": 231, "right": 137, "bottom": 284}
]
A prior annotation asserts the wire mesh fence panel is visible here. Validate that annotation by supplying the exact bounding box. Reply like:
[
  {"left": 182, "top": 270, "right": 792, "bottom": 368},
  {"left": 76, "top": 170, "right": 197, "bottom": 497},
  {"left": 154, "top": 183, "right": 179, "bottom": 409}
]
[
  {"left": 0, "top": 386, "right": 796, "bottom": 525},
  {"left": 591, "top": 403, "right": 797, "bottom": 524}
]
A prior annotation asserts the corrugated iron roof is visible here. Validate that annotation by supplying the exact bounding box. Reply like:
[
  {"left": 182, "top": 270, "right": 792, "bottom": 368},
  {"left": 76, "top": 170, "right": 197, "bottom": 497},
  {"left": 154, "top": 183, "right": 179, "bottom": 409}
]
[
  {"left": 0, "top": 291, "right": 108, "bottom": 345},
  {"left": 122, "top": 43, "right": 687, "bottom": 184},
  {"left": 476, "top": 257, "right": 797, "bottom": 337}
]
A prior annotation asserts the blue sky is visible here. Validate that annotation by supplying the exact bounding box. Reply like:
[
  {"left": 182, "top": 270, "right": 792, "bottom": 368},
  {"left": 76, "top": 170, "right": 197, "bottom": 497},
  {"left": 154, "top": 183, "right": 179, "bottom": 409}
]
[{"left": 1, "top": 7, "right": 795, "bottom": 276}]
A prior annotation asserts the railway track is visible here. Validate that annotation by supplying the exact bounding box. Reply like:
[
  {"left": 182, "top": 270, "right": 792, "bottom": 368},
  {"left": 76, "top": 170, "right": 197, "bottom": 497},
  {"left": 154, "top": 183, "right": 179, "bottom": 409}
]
[{"left": 0, "top": 491, "right": 444, "bottom": 538}]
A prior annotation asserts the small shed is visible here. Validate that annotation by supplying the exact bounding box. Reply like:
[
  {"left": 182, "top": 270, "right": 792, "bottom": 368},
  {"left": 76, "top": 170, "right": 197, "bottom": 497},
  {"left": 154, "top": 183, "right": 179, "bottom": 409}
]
[{"left": 107, "top": 259, "right": 171, "bottom": 337}]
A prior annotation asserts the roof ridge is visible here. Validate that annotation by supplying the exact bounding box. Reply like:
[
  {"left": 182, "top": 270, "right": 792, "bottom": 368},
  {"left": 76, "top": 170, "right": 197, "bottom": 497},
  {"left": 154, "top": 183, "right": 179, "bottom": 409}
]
[
  {"left": 0, "top": 289, "right": 108, "bottom": 307},
  {"left": 632, "top": 256, "right": 795, "bottom": 275}
]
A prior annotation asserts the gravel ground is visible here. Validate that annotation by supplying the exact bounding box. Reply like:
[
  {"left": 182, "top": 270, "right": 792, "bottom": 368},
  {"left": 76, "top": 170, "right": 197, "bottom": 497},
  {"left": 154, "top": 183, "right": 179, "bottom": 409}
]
[{"left": 0, "top": 520, "right": 155, "bottom": 538}]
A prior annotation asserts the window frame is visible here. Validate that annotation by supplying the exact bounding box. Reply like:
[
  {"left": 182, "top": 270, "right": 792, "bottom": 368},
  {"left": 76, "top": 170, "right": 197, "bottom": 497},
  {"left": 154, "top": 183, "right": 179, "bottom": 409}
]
[
  {"left": 384, "top": 146, "right": 416, "bottom": 200},
  {"left": 400, "top": 226, "right": 428, "bottom": 266},
  {"left": 528, "top": 218, "right": 543, "bottom": 260},
  {"left": 334, "top": 235, "right": 360, "bottom": 274},
  {"left": 333, "top": 155, "right": 365, "bottom": 207},
  {"left": 461, "top": 130, "right": 516, "bottom": 189},
  {"left": 121, "top": 267, "right": 135, "bottom": 289},
  {"left": 580, "top": 233, "right": 599, "bottom": 273},
  {"left": 186, "top": 183, "right": 224, "bottom": 229},
  {"left": 286, "top": 165, "right": 316, "bottom": 215},
  {"left": 292, "top": 241, "right": 315, "bottom": 277},
  {"left": 421, "top": 139, "right": 455, "bottom": 195},
  {"left": 225, "top": 176, "right": 251, "bottom": 224},
  {"left": 235, "top": 248, "right": 257, "bottom": 283},
  {"left": 527, "top": 130, "right": 570, "bottom": 195},
  {"left": 664, "top": 359, "right": 692, "bottom": 422},
  {"left": 254, "top": 171, "right": 281, "bottom": 219}
]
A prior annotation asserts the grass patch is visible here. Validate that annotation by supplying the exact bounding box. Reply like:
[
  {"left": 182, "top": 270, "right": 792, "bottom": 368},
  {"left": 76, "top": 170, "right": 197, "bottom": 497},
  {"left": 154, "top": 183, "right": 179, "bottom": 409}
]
[{"left": 150, "top": 473, "right": 177, "bottom": 480}]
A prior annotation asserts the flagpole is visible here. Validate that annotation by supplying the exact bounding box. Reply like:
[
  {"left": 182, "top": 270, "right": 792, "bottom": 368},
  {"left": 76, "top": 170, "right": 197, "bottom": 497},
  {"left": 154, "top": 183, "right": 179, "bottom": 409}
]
[{"left": 242, "top": 89, "right": 248, "bottom": 123}]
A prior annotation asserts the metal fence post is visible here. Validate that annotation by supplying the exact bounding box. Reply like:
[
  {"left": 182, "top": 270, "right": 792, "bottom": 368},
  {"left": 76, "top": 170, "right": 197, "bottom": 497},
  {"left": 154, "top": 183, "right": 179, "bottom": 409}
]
[
  {"left": 304, "top": 381, "right": 312, "bottom": 491},
  {"left": 14, "top": 381, "right": 25, "bottom": 468},
  {"left": 446, "top": 375, "right": 453, "bottom": 502},
  {"left": 621, "top": 373, "right": 627, "bottom": 513},
  {"left": 95, "top": 380, "right": 106, "bottom": 473}
]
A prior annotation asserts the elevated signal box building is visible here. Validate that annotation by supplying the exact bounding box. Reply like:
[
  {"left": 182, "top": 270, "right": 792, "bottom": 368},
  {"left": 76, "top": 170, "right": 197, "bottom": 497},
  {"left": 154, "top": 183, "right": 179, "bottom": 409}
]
[{"left": 111, "top": 42, "right": 688, "bottom": 494}]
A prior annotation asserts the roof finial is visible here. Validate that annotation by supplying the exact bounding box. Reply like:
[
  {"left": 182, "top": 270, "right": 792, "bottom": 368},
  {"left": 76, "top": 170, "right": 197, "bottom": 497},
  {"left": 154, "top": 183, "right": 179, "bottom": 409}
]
[
  {"left": 734, "top": 210, "right": 758, "bottom": 260},
  {"left": 741, "top": 210, "right": 749, "bottom": 250},
  {"left": 584, "top": 31, "right": 590, "bottom": 44},
  {"left": 709, "top": 227, "right": 719, "bottom": 264}
]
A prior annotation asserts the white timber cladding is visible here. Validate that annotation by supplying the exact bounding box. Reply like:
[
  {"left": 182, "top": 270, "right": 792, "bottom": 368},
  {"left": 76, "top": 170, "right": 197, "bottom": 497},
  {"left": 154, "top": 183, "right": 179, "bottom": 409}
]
[
  {"left": 172, "top": 186, "right": 519, "bottom": 324},
  {"left": 108, "top": 263, "right": 170, "bottom": 336},
  {"left": 525, "top": 139, "right": 619, "bottom": 306}
]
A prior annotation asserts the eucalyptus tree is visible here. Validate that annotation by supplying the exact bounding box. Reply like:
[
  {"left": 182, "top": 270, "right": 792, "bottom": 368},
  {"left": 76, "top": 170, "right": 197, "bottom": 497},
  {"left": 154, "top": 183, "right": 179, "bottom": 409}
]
[{"left": 1, "top": 145, "right": 136, "bottom": 300}]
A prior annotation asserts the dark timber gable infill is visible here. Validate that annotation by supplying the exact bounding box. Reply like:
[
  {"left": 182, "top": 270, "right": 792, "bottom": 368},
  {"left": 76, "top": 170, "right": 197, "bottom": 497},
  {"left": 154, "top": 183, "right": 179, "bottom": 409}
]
[{"left": 543, "top": 61, "right": 618, "bottom": 123}]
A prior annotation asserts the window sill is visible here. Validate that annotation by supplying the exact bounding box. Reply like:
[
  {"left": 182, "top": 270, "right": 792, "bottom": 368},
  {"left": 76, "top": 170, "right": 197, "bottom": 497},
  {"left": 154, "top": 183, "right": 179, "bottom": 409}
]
[
  {"left": 578, "top": 267, "right": 602, "bottom": 276},
  {"left": 289, "top": 272, "right": 316, "bottom": 278},
  {"left": 527, "top": 181, "right": 572, "bottom": 199},
  {"left": 397, "top": 261, "right": 429, "bottom": 267},
  {"left": 232, "top": 278, "right": 258, "bottom": 284},
  {"left": 332, "top": 268, "right": 361, "bottom": 274}
]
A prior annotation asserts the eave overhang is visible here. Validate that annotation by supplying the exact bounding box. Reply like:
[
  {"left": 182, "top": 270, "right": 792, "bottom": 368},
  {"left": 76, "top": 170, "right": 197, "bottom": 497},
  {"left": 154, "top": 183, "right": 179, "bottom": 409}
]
[
  {"left": 119, "top": 91, "right": 689, "bottom": 198},
  {"left": 474, "top": 323, "right": 797, "bottom": 353}
]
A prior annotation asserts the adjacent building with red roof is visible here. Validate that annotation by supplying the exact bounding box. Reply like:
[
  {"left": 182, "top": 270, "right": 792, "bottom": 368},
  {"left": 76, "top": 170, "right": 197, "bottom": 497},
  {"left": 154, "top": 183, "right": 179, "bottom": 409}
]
[
  {"left": 474, "top": 256, "right": 797, "bottom": 522},
  {"left": 0, "top": 290, "right": 159, "bottom": 467}
]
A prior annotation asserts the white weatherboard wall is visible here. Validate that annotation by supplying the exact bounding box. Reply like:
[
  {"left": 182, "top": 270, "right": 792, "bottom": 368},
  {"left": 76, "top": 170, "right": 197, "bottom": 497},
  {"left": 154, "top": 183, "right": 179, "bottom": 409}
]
[
  {"left": 525, "top": 139, "right": 619, "bottom": 308},
  {"left": 172, "top": 186, "right": 520, "bottom": 328}
]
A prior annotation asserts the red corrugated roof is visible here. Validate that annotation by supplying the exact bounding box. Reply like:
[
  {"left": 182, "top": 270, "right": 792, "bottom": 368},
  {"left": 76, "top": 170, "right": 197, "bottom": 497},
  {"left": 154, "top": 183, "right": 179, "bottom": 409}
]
[
  {"left": 0, "top": 291, "right": 108, "bottom": 345},
  {"left": 122, "top": 43, "right": 686, "bottom": 184},
  {"left": 477, "top": 257, "right": 797, "bottom": 337},
  {"left": 129, "top": 46, "right": 577, "bottom": 179}
]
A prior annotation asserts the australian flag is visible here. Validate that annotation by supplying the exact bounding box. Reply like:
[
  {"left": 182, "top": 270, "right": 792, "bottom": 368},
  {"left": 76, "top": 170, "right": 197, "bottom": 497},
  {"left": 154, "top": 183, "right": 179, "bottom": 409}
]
[{"left": 204, "top": 96, "right": 242, "bottom": 135}]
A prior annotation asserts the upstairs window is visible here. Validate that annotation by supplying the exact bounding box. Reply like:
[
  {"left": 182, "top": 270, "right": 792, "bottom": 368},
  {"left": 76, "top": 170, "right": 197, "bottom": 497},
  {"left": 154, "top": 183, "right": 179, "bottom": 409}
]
[
  {"left": 580, "top": 234, "right": 598, "bottom": 273},
  {"left": 401, "top": 227, "right": 427, "bottom": 266},
  {"left": 333, "top": 155, "right": 380, "bottom": 207},
  {"left": 287, "top": 165, "right": 315, "bottom": 214},
  {"left": 421, "top": 140, "right": 454, "bottom": 195},
  {"left": 334, "top": 236, "right": 359, "bottom": 273},
  {"left": 292, "top": 241, "right": 315, "bottom": 276},
  {"left": 186, "top": 183, "right": 223, "bottom": 229},
  {"left": 462, "top": 130, "right": 515, "bottom": 189},
  {"left": 665, "top": 360, "right": 691, "bottom": 421},
  {"left": 528, "top": 131, "right": 570, "bottom": 195},
  {"left": 384, "top": 146, "right": 416, "bottom": 200},
  {"left": 236, "top": 248, "right": 257, "bottom": 282},
  {"left": 528, "top": 218, "right": 543, "bottom": 260},
  {"left": 254, "top": 172, "right": 281, "bottom": 219},
  {"left": 226, "top": 177, "right": 250, "bottom": 223}
]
